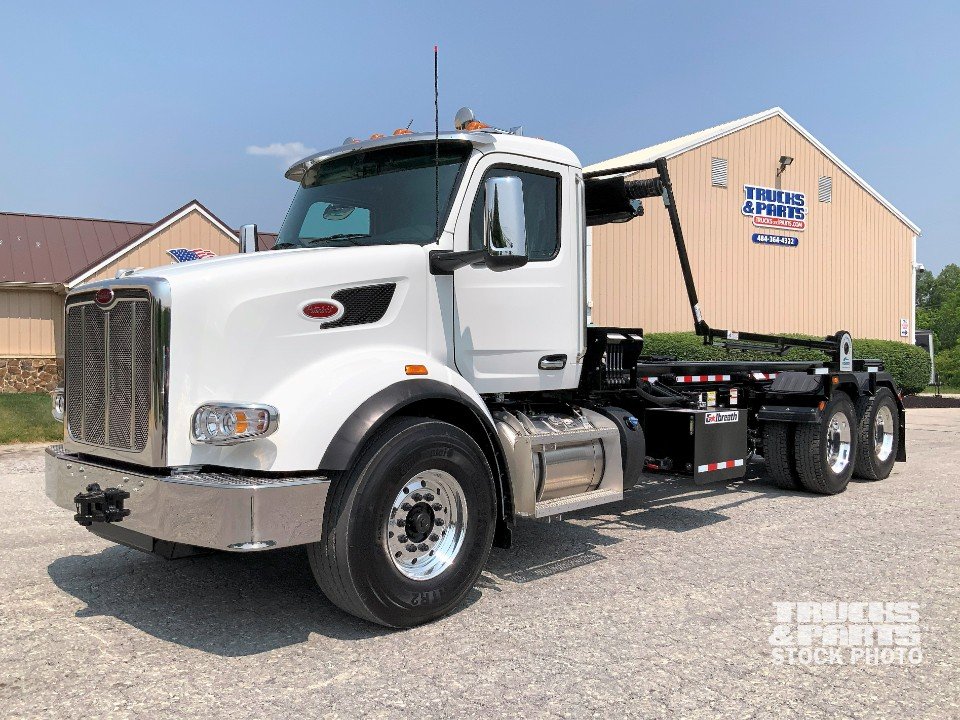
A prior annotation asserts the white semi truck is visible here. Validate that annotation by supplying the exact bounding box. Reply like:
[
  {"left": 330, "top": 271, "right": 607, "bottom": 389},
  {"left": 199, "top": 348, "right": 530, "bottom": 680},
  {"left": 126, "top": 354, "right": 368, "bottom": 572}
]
[{"left": 45, "top": 110, "right": 905, "bottom": 627}]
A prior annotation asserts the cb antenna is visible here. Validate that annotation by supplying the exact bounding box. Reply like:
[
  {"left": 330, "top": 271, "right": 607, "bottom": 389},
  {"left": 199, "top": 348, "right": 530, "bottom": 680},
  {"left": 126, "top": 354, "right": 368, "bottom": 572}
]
[{"left": 434, "top": 44, "right": 440, "bottom": 240}]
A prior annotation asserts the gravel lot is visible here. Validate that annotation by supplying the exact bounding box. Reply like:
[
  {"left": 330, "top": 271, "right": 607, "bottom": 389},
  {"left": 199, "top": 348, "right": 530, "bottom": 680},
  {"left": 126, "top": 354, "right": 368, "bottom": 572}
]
[{"left": 1, "top": 410, "right": 957, "bottom": 719}]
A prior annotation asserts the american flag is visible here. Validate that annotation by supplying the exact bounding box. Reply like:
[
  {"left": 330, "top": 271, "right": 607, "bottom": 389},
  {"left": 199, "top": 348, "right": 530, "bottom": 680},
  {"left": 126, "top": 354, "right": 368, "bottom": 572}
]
[{"left": 167, "top": 248, "right": 217, "bottom": 263}]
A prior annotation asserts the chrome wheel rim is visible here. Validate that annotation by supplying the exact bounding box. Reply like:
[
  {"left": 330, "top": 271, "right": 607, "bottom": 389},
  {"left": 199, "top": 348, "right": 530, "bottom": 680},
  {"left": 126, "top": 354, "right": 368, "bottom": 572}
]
[
  {"left": 825, "top": 410, "right": 852, "bottom": 474},
  {"left": 385, "top": 469, "right": 468, "bottom": 581},
  {"left": 874, "top": 405, "right": 894, "bottom": 462}
]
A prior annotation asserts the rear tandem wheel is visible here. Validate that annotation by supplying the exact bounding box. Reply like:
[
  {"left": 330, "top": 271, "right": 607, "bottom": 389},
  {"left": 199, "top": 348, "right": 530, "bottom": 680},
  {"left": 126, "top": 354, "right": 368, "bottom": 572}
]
[{"left": 793, "top": 393, "right": 859, "bottom": 495}]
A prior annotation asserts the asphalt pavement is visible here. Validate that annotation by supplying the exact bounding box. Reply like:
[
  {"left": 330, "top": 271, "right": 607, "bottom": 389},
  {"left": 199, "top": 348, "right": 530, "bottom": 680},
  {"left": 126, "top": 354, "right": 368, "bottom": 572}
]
[{"left": 0, "top": 409, "right": 957, "bottom": 719}]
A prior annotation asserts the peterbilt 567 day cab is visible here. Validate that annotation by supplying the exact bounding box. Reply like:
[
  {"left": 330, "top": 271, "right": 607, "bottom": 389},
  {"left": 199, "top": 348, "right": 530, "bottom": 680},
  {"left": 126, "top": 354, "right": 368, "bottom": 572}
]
[{"left": 45, "top": 110, "right": 906, "bottom": 627}]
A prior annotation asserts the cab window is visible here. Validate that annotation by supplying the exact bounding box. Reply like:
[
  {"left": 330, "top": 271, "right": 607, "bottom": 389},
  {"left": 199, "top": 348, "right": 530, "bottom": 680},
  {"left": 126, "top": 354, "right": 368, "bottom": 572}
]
[
  {"left": 299, "top": 201, "right": 371, "bottom": 241},
  {"left": 469, "top": 168, "right": 560, "bottom": 261}
]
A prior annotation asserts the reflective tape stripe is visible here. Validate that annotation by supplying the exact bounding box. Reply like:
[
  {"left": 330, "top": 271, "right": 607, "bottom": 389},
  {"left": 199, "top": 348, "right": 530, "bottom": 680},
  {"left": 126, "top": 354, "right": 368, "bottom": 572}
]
[
  {"left": 751, "top": 372, "right": 778, "bottom": 380},
  {"left": 697, "top": 458, "right": 745, "bottom": 473},
  {"left": 675, "top": 374, "right": 731, "bottom": 383}
]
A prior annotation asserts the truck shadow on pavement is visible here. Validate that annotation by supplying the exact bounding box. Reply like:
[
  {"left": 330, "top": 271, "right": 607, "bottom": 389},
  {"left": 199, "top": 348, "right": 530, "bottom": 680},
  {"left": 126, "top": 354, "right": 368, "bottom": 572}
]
[
  {"left": 46, "top": 462, "right": 797, "bottom": 655},
  {"left": 47, "top": 545, "right": 398, "bottom": 654},
  {"left": 483, "top": 461, "right": 801, "bottom": 584}
]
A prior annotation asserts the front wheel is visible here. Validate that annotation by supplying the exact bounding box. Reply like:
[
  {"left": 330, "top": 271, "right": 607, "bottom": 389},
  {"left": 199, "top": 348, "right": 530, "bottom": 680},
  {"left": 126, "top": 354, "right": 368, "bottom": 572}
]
[{"left": 308, "top": 417, "right": 496, "bottom": 628}]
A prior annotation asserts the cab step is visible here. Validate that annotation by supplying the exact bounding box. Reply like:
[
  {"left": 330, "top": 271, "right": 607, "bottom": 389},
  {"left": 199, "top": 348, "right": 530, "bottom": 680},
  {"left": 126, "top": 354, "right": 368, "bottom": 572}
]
[{"left": 533, "top": 487, "right": 623, "bottom": 519}]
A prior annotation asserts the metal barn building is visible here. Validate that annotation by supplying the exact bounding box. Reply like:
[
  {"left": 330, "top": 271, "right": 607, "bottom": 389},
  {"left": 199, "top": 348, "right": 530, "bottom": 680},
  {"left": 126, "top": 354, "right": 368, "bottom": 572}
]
[{"left": 585, "top": 108, "right": 921, "bottom": 343}]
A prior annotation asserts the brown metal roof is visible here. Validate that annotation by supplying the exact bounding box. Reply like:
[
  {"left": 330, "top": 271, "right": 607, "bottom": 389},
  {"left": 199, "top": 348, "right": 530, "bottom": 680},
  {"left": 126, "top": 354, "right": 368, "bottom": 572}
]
[
  {"left": 0, "top": 203, "right": 278, "bottom": 286},
  {"left": 0, "top": 212, "right": 153, "bottom": 285}
]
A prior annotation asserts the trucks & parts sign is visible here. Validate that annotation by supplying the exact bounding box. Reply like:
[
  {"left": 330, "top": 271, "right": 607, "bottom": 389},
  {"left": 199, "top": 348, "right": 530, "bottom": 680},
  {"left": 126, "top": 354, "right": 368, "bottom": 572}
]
[{"left": 742, "top": 184, "right": 806, "bottom": 231}]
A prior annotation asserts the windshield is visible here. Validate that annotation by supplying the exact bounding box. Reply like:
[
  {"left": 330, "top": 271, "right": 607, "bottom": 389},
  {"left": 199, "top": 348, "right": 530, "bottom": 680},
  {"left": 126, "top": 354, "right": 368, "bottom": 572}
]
[{"left": 274, "top": 141, "right": 472, "bottom": 250}]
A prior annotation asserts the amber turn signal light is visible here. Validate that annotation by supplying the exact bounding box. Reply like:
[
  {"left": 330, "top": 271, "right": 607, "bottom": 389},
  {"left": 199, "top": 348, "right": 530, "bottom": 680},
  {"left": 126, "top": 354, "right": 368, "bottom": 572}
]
[{"left": 405, "top": 365, "right": 428, "bottom": 376}]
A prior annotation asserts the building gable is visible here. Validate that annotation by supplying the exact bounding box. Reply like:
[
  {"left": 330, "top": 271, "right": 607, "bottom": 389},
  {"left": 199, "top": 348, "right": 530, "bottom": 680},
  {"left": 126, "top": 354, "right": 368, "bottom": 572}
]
[
  {"left": 586, "top": 108, "right": 919, "bottom": 235},
  {"left": 68, "top": 201, "right": 239, "bottom": 287},
  {"left": 82, "top": 207, "right": 240, "bottom": 285},
  {"left": 590, "top": 113, "right": 918, "bottom": 342}
]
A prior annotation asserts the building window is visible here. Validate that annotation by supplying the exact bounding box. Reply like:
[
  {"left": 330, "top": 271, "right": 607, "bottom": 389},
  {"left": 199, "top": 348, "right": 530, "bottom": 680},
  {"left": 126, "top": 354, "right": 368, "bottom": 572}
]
[
  {"left": 711, "top": 157, "right": 728, "bottom": 188},
  {"left": 818, "top": 175, "right": 833, "bottom": 203}
]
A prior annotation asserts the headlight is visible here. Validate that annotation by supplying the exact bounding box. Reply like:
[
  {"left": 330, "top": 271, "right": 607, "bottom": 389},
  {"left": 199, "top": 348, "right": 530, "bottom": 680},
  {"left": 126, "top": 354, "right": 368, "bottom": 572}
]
[
  {"left": 51, "top": 388, "right": 65, "bottom": 422},
  {"left": 191, "top": 403, "right": 278, "bottom": 445}
]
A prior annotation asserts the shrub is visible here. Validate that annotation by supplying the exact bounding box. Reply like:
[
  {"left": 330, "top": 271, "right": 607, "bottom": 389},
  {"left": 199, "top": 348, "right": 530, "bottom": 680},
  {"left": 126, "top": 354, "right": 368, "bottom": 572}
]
[
  {"left": 855, "top": 339, "right": 930, "bottom": 395},
  {"left": 934, "top": 346, "right": 960, "bottom": 388},
  {"left": 641, "top": 332, "right": 931, "bottom": 395}
]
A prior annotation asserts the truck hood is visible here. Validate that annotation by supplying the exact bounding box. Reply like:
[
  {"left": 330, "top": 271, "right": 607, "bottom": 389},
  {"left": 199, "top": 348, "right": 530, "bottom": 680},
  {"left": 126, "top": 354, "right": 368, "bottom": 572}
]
[{"left": 92, "top": 243, "right": 433, "bottom": 470}]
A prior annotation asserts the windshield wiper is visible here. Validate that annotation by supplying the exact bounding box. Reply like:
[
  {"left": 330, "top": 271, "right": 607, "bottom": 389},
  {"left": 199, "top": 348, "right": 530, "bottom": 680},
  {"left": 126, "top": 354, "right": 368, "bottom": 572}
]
[{"left": 300, "top": 234, "right": 370, "bottom": 246}]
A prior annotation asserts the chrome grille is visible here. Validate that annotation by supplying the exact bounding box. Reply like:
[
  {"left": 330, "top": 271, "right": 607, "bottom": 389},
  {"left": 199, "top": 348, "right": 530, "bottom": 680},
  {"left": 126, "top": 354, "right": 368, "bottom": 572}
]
[{"left": 65, "top": 292, "right": 152, "bottom": 453}]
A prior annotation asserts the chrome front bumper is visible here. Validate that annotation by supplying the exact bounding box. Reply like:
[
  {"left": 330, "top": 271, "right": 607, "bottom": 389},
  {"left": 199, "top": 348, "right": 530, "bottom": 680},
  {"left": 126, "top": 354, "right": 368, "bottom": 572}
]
[{"left": 44, "top": 445, "right": 330, "bottom": 551}]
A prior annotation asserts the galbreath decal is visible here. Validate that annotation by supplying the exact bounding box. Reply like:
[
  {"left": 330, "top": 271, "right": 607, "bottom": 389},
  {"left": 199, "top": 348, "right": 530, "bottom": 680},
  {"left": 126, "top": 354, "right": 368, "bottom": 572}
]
[{"left": 704, "top": 410, "right": 739, "bottom": 425}]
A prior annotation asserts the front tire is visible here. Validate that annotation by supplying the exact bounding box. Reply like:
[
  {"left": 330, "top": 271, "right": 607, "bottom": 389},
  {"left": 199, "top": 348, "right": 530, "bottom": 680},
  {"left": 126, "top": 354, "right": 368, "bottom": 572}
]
[
  {"left": 308, "top": 417, "right": 496, "bottom": 628},
  {"left": 794, "top": 394, "right": 858, "bottom": 495}
]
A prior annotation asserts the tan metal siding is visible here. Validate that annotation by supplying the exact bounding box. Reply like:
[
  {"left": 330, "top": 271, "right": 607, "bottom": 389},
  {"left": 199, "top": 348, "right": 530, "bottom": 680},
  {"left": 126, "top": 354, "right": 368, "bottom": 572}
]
[
  {"left": 86, "top": 210, "right": 239, "bottom": 283},
  {"left": 0, "top": 289, "right": 64, "bottom": 357},
  {"left": 591, "top": 116, "right": 915, "bottom": 341}
]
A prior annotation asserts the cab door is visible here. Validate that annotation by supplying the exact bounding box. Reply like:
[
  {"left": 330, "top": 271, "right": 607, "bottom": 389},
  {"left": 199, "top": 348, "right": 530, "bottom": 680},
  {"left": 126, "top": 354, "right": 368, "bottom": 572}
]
[{"left": 451, "top": 155, "right": 581, "bottom": 393}]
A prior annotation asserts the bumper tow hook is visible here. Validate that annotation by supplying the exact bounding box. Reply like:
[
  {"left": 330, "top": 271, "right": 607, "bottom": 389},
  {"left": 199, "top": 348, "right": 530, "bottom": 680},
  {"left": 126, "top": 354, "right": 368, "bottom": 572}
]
[{"left": 73, "top": 483, "right": 131, "bottom": 527}]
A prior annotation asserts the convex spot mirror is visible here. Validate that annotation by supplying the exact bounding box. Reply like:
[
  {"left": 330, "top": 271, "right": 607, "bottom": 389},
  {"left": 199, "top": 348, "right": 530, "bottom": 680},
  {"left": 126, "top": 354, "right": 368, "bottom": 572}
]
[
  {"left": 483, "top": 176, "right": 528, "bottom": 270},
  {"left": 323, "top": 204, "right": 356, "bottom": 221}
]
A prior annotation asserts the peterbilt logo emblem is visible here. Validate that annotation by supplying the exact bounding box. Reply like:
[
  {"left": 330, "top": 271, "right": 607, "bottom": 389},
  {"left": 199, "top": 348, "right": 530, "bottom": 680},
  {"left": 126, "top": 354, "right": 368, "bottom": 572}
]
[
  {"left": 94, "top": 288, "right": 115, "bottom": 306},
  {"left": 301, "top": 299, "right": 345, "bottom": 323}
]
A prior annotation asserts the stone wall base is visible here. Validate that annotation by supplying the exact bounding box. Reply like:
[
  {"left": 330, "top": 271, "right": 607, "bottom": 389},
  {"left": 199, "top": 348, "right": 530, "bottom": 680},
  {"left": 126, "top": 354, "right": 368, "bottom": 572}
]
[{"left": 0, "top": 358, "right": 63, "bottom": 394}]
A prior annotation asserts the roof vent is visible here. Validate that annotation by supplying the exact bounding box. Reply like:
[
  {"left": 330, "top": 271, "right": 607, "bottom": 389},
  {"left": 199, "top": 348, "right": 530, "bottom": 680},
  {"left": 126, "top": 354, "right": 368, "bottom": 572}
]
[
  {"left": 711, "top": 157, "right": 728, "bottom": 188},
  {"left": 818, "top": 175, "right": 832, "bottom": 203}
]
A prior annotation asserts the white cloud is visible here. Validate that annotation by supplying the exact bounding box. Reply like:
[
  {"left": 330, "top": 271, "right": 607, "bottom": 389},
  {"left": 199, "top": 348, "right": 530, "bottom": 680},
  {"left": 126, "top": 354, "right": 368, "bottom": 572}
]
[{"left": 246, "top": 141, "right": 317, "bottom": 166}]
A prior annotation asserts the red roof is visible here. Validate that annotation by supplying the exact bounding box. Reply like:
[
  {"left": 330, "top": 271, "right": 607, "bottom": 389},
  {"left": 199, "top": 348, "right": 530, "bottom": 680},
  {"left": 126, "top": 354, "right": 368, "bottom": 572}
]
[{"left": 0, "top": 204, "right": 277, "bottom": 286}]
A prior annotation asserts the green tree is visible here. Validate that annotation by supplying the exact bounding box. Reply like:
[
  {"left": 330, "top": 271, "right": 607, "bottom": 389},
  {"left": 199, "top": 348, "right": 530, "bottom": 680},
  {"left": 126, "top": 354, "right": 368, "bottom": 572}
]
[
  {"left": 916, "top": 269, "right": 936, "bottom": 307},
  {"left": 935, "top": 346, "right": 960, "bottom": 388},
  {"left": 916, "top": 264, "right": 960, "bottom": 351}
]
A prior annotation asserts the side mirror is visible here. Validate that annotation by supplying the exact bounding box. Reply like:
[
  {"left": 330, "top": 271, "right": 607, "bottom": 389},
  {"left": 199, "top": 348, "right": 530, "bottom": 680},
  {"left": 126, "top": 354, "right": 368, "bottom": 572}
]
[
  {"left": 483, "top": 176, "right": 528, "bottom": 270},
  {"left": 240, "top": 224, "right": 259, "bottom": 254}
]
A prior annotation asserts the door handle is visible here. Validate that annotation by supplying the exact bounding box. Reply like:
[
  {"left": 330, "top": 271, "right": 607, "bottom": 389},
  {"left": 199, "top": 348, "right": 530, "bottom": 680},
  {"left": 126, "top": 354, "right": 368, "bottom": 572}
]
[{"left": 539, "top": 354, "right": 567, "bottom": 370}]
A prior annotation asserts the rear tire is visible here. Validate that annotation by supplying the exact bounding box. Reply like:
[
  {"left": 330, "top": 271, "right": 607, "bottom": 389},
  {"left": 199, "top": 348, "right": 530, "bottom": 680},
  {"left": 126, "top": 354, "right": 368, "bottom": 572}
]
[
  {"left": 762, "top": 422, "right": 802, "bottom": 490},
  {"left": 853, "top": 388, "right": 899, "bottom": 480},
  {"left": 794, "top": 394, "right": 858, "bottom": 495},
  {"left": 308, "top": 417, "right": 496, "bottom": 628}
]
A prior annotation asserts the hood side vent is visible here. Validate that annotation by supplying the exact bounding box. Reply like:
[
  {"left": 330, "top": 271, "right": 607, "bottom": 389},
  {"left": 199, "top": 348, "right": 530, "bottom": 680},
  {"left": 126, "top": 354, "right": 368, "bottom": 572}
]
[{"left": 326, "top": 283, "right": 397, "bottom": 328}]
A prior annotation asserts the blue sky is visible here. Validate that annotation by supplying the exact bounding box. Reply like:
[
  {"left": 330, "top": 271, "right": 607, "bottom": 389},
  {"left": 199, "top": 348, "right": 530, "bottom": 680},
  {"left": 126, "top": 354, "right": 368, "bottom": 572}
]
[{"left": 1, "top": 1, "right": 957, "bottom": 271}]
